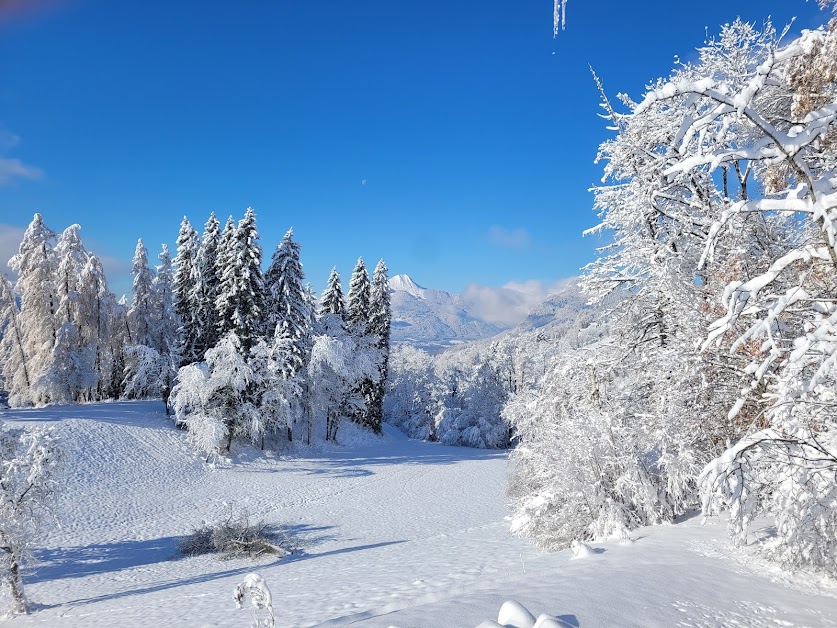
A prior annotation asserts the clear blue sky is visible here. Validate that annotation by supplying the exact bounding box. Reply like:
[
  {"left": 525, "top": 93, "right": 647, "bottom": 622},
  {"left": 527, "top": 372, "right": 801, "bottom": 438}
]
[{"left": 0, "top": 0, "right": 828, "bottom": 296}]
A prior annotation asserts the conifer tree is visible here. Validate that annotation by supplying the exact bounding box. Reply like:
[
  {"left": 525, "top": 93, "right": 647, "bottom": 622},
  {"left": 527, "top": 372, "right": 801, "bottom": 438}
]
[
  {"left": 128, "top": 239, "right": 155, "bottom": 348},
  {"left": 347, "top": 258, "right": 371, "bottom": 336},
  {"left": 152, "top": 244, "right": 177, "bottom": 356},
  {"left": 215, "top": 216, "right": 238, "bottom": 341},
  {"left": 77, "top": 256, "right": 113, "bottom": 400},
  {"left": 368, "top": 259, "right": 391, "bottom": 432},
  {"left": 173, "top": 217, "right": 200, "bottom": 365},
  {"left": 0, "top": 274, "right": 30, "bottom": 407},
  {"left": 7, "top": 214, "right": 58, "bottom": 406},
  {"left": 193, "top": 212, "right": 221, "bottom": 358},
  {"left": 266, "top": 229, "right": 310, "bottom": 379},
  {"left": 319, "top": 267, "right": 346, "bottom": 327},
  {"left": 232, "top": 207, "right": 265, "bottom": 350}
]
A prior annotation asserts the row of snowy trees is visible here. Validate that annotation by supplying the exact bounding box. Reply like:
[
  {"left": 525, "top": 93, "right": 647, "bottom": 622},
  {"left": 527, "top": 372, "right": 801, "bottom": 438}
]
[
  {"left": 0, "top": 215, "right": 176, "bottom": 407},
  {"left": 0, "top": 209, "right": 392, "bottom": 454},
  {"left": 508, "top": 9, "right": 837, "bottom": 573},
  {"left": 162, "top": 209, "right": 392, "bottom": 453}
]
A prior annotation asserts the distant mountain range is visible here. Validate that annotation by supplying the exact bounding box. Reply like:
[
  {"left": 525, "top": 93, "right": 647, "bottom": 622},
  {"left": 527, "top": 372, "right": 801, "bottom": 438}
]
[
  {"left": 388, "top": 274, "right": 504, "bottom": 352},
  {"left": 387, "top": 274, "right": 588, "bottom": 352}
]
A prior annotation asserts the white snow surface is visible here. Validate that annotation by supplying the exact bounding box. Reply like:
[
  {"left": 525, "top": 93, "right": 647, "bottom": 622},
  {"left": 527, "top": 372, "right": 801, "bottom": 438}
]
[{"left": 2, "top": 401, "right": 837, "bottom": 627}]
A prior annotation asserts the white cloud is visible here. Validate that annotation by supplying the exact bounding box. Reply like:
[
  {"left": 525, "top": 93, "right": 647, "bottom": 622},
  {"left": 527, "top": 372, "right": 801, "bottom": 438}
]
[
  {"left": 0, "top": 225, "right": 25, "bottom": 275},
  {"left": 460, "top": 277, "right": 578, "bottom": 328},
  {"left": 0, "top": 157, "right": 43, "bottom": 186},
  {"left": 487, "top": 225, "right": 531, "bottom": 250}
]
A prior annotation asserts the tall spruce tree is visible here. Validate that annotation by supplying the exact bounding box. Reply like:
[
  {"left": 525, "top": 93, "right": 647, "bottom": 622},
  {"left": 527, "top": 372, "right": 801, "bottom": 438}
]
[
  {"left": 173, "top": 217, "right": 200, "bottom": 365},
  {"left": 193, "top": 212, "right": 221, "bottom": 357},
  {"left": 319, "top": 267, "right": 346, "bottom": 326},
  {"left": 7, "top": 214, "right": 58, "bottom": 406},
  {"left": 128, "top": 239, "right": 155, "bottom": 348},
  {"left": 346, "top": 257, "right": 371, "bottom": 336},
  {"left": 215, "top": 216, "right": 238, "bottom": 340},
  {"left": 152, "top": 243, "right": 177, "bottom": 356},
  {"left": 368, "top": 259, "right": 391, "bottom": 433},
  {"left": 215, "top": 209, "right": 264, "bottom": 351},
  {"left": 266, "top": 228, "right": 310, "bottom": 379}
]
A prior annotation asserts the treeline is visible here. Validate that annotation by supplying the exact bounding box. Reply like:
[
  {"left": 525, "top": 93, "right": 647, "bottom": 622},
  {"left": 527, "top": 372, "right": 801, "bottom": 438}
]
[{"left": 0, "top": 209, "right": 391, "bottom": 453}]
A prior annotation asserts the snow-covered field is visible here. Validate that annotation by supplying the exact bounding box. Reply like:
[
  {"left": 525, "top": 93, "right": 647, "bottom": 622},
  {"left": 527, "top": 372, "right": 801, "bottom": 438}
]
[{"left": 2, "top": 401, "right": 837, "bottom": 627}]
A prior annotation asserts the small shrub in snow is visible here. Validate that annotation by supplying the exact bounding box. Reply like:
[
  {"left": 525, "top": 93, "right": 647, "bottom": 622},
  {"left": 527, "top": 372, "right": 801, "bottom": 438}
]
[{"left": 178, "top": 509, "right": 296, "bottom": 560}]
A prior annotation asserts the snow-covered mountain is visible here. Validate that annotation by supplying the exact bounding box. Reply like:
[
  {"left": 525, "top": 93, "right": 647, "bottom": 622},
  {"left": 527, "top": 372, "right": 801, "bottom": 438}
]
[
  {"left": 388, "top": 274, "right": 591, "bottom": 352},
  {"left": 388, "top": 274, "right": 503, "bottom": 352}
]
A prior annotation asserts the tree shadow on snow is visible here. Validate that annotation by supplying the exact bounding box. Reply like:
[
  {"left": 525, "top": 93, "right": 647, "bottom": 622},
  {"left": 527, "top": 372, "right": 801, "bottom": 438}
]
[
  {"left": 1, "top": 401, "right": 170, "bottom": 428},
  {"left": 48, "top": 539, "right": 405, "bottom": 610},
  {"left": 28, "top": 536, "right": 181, "bottom": 584}
]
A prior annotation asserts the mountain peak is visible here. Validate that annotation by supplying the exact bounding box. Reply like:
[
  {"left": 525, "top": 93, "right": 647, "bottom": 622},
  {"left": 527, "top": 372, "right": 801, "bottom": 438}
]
[{"left": 388, "top": 274, "right": 426, "bottom": 298}]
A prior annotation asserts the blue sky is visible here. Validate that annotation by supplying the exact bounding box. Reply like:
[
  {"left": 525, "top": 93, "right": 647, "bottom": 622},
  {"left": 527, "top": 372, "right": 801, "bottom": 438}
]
[{"left": 0, "top": 0, "right": 828, "bottom": 298}]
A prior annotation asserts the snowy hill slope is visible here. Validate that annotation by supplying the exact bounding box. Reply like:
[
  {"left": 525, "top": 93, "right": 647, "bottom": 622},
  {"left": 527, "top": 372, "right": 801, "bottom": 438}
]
[
  {"left": 388, "top": 275, "right": 503, "bottom": 351},
  {"left": 2, "top": 402, "right": 837, "bottom": 627}
]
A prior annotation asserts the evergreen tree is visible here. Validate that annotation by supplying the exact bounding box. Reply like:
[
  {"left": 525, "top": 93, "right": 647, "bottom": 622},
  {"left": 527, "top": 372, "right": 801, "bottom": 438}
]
[
  {"left": 232, "top": 207, "right": 265, "bottom": 350},
  {"left": 128, "top": 239, "right": 155, "bottom": 348},
  {"left": 152, "top": 243, "right": 177, "bottom": 356},
  {"left": 173, "top": 217, "right": 200, "bottom": 365},
  {"left": 53, "top": 225, "right": 89, "bottom": 330},
  {"left": 368, "top": 259, "right": 391, "bottom": 433},
  {"left": 319, "top": 267, "right": 346, "bottom": 328},
  {"left": 193, "top": 212, "right": 221, "bottom": 358},
  {"left": 346, "top": 258, "right": 371, "bottom": 336},
  {"left": 0, "top": 274, "right": 30, "bottom": 407},
  {"left": 77, "top": 256, "right": 113, "bottom": 400},
  {"left": 7, "top": 214, "right": 58, "bottom": 406},
  {"left": 267, "top": 228, "right": 310, "bottom": 379},
  {"left": 215, "top": 216, "right": 238, "bottom": 341}
]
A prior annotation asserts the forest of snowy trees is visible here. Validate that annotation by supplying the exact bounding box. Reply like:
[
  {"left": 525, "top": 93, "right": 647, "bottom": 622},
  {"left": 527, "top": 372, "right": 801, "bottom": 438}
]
[{"left": 0, "top": 210, "right": 392, "bottom": 454}]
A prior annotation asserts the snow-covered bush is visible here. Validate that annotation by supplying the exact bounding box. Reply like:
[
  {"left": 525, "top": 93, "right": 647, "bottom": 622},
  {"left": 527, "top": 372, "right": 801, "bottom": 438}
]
[
  {"left": 179, "top": 509, "right": 296, "bottom": 560},
  {"left": 0, "top": 423, "right": 59, "bottom": 616}
]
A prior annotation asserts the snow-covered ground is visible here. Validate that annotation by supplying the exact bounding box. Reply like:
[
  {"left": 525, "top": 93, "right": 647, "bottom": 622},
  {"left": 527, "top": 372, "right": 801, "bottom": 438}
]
[{"left": 2, "top": 401, "right": 837, "bottom": 627}]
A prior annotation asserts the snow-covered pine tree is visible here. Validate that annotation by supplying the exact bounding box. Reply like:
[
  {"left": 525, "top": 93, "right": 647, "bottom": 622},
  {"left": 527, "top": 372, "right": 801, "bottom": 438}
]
[
  {"left": 173, "top": 217, "right": 200, "bottom": 366},
  {"left": 34, "top": 225, "right": 95, "bottom": 404},
  {"left": 367, "top": 259, "right": 391, "bottom": 433},
  {"left": 345, "top": 258, "right": 375, "bottom": 428},
  {"left": 127, "top": 239, "right": 155, "bottom": 348},
  {"left": 7, "top": 214, "right": 58, "bottom": 406},
  {"left": 193, "top": 212, "right": 221, "bottom": 358},
  {"left": 152, "top": 244, "right": 177, "bottom": 357},
  {"left": 265, "top": 229, "right": 311, "bottom": 441},
  {"left": 346, "top": 258, "right": 371, "bottom": 336},
  {"left": 215, "top": 215, "right": 239, "bottom": 342},
  {"left": 231, "top": 208, "right": 265, "bottom": 350},
  {"left": 319, "top": 267, "right": 346, "bottom": 330},
  {"left": 0, "top": 274, "right": 30, "bottom": 407},
  {"left": 77, "top": 256, "right": 113, "bottom": 400}
]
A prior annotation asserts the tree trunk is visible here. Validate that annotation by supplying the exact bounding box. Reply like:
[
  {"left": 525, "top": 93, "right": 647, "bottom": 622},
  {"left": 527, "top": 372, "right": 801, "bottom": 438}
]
[{"left": 7, "top": 554, "right": 28, "bottom": 615}]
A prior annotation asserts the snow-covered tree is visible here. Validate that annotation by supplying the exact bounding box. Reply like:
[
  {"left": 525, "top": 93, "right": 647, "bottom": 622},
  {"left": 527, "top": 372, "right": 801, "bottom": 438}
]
[
  {"left": 193, "top": 212, "right": 221, "bottom": 358},
  {"left": 319, "top": 267, "right": 346, "bottom": 327},
  {"left": 127, "top": 239, "right": 155, "bottom": 348},
  {"left": 384, "top": 345, "right": 436, "bottom": 441},
  {"left": 77, "top": 256, "right": 114, "bottom": 400},
  {"left": 7, "top": 214, "right": 57, "bottom": 406},
  {"left": 214, "top": 215, "right": 238, "bottom": 340},
  {"left": 0, "top": 275, "right": 30, "bottom": 407},
  {"left": 265, "top": 229, "right": 311, "bottom": 442},
  {"left": 346, "top": 258, "right": 371, "bottom": 336},
  {"left": 368, "top": 259, "right": 391, "bottom": 433},
  {"left": 0, "top": 422, "right": 58, "bottom": 615},
  {"left": 215, "top": 209, "right": 265, "bottom": 351},
  {"left": 151, "top": 244, "right": 177, "bottom": 356},
  {"left": 173, "top": 217, "right": 200, "bottom": 365}
]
